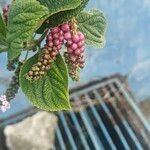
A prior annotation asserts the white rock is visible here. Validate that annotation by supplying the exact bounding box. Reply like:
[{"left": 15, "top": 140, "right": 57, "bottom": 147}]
[{"left": 4, "top": 111, "right": 58, "bottom": 150}]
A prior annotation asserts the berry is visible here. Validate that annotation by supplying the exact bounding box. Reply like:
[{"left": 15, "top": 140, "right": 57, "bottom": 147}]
[
  {"left": 80, "top": 46, "right": 85, "bottom": 53},
  {"left": 47, "top": 35, "right": 52, "bottom": 41},
  {"left": 57, "top": 44, "right": 62, "bottom": 50},
  {"left": 2, "top": 4, "right": 10, "bottom": 23},
  {"left": 26, "top": 25, "right": 65, "bottom": 80},
  {"left": 78, "top": 41, "right": 84, "bottom": 48},
  {"left": 71, "top": 43, "right": 78, "bottom": 50},
  {"left": 0, "top": 95, "right": 10, "bottom": 112},
  {"left": 51, "top": 27, "right": 60, "bottom": 34},
  {"left": 67, "top": 40, "right": 73, "bottom": 46},
  {"left": 59, "top": 36, "right": 64, "bottom": 42},
  {"left": 62, "top": 22, "right": 85, "bottom": 81},
  {"left": 3, "top": 6, "right": 8, "bottom": 13},
  {"left": 61, "top": 23, "right": 70, "bottom": 32},
  {"left": 74, "top": 49, "right": 81, "bottom": 55},
  {"left": 53, "top": 33, "right": 59, "bottom": 39},
  {"left": 5, "top": 62, "right": 22, "bottom": 102},
  {"left": 64, "top": 32, "right": 71, "bottom": 40},
  {"left": 26, "top": 21, "right": 86, "bottom": 81},
  {"left": 47, "top": 41, "right": 53, "bottom": 47},
  {"left": 72, "top": 35, "right": 80, "bottom": 43},
  {"left": 7, "top": 57, "right": 19, "bottom": 71},
  {"left": 67, "top": 48, "right": 73, "bottom": 54},
  {"left": 78, "top": 32, "right": 85, "bottom": 40}
]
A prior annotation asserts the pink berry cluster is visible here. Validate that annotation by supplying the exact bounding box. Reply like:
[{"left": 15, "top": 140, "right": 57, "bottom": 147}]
[
  {"left": 26, "top": 20, "right": 85, "bottom": 81},
  {"left": 2, "top": 4, "right": 9, "bottom": 23},
  {"left": 0, "top": 95, "right": 10, "bottom": 112},
  {"left": 26, "top": 26, "right": 64, "bottom": 80},
  {"left": 62, "top": 23, "right": 85, "bottom": 81}
]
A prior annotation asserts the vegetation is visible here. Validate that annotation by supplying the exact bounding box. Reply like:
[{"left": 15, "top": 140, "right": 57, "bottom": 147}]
[{"left": 0, "top": 0, "right": 106, "bottom": 112}]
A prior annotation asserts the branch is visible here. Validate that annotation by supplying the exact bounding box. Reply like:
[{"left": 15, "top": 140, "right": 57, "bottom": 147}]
[{"left": 24, "top": 29, "right": 49, "bottom": 51}]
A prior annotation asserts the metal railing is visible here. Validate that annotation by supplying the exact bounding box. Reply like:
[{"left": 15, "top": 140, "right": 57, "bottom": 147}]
[
  {"left": 54, "top": 78, "right": 150, "bottom": 150},
  {"left": 0, "top": 76, "right": 150, "bottom": 150}
]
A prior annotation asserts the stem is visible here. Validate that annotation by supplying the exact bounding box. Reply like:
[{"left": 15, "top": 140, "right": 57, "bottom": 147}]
[
  {"left": 0, "top": 43, "right": 9, "bottom": 53},
  {"left": 32, "top": 29, "right": 49, "bottom": 49},
  {"left": 23, "top": 33, "right": 37, "bottom": 61},
  {"left": 24, "top": 50, "right": 29, "bottom": 61},
  {"left": 70, "top": 17, "right": 78, "bottom": 35}
]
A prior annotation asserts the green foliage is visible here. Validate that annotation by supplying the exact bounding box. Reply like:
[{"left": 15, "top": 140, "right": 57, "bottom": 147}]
[
  {"left": 77, "top": 10, "right": 107, "bottom": 48},
  {"left": 20, "top": 54, "right": 70, "bottom": 111},
  {"left": 7, "top": 0, "right": 49, "bottom": 60},
  {"left": 36, "top": 0, "right": 89, "bottom": 34},
  {"left": 0, "top": 14, "right": 6, "bottom": 38},
  {"left": 0, "top": 14, "right": 8, "bottom": 52},
  {"left": 0, "top": 0, "right": 107, "bottom": 112},
  {"left": 38, "top": 0, "right": 82, "bottom": 12}
]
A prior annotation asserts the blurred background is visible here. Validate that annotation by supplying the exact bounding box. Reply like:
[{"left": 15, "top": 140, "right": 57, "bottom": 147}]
[
  {"left": 0, "top": 0, "right": 150, "bottom": 150},
  {"left": 0, "top": 0, "right": 149, "bottom": 119}
]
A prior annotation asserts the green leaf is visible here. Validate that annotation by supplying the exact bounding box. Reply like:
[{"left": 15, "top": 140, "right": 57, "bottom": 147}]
[
  {"left": 38, "top": 0, "right": 82, "bottom": 13},
  {"left": 0, "top": 36, "right": 8, "bottom": 52},
  {"left": 0, "top": 14, "right": 8, "bottom": 52},
  {"left": 20, "top": 54, "right": 70, "bottom": 111},
  {"left": 36, "top": 0, "right": 89, "bottom": 34},
  {"left": 0, "top": 14, "right": 6, "bottom": 37},
  {"left": 7, "top": 0, "right": 49, "bottom": 60},
  {"left": 77, "top": 10, "right": 107, "bottom": 48},
  {"left": 0, "top": 44, "right": 8, "bottom": 52}
]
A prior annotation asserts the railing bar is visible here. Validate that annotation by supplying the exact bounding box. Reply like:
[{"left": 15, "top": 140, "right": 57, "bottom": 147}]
[
  {"left": 52, "top": 146, "right": 56, "bottom": 150},
  {"left": 93, "top": 90, "right": 131, "bottom": 150},
  {"left": 109, "top": 84, "right": 144, "bottom": 150},
  {"left": 125, "top": 120, "right": 144, "bottom": 149},
  {"left": 70, "top": 79, "right": 116, "bottom": 98},
  {"left": 55, "top": 126, "right": 66, "bottom": 150},
  {"left": 0, "top": 107, "right": 36, "bottom": 125},
  {"left": 140, "top": 131, "right": 150, "bottom": 148},
  {"left": 58, "top": 112, "right": 77, "bottom": 150},
  {"left": 0, "top": 112, "right": 36, "bottom": 127},
  {"left": 115, "top": 79, "right": 150, "bottom": 134},
  {"left": 80, "top": 110, "right": 104, "bottom": 150},
  {"left": 69, "top": 111, "right": 91, "bottom": 150},
  {"left": 115, "top": 80, "right": 150, "bottom": 147},
  {"left": 84, "top": 94, "right": 117, "bottom": 150},
  {"left": 0, "top": 109, "right": 37, "bottom": 127}
]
